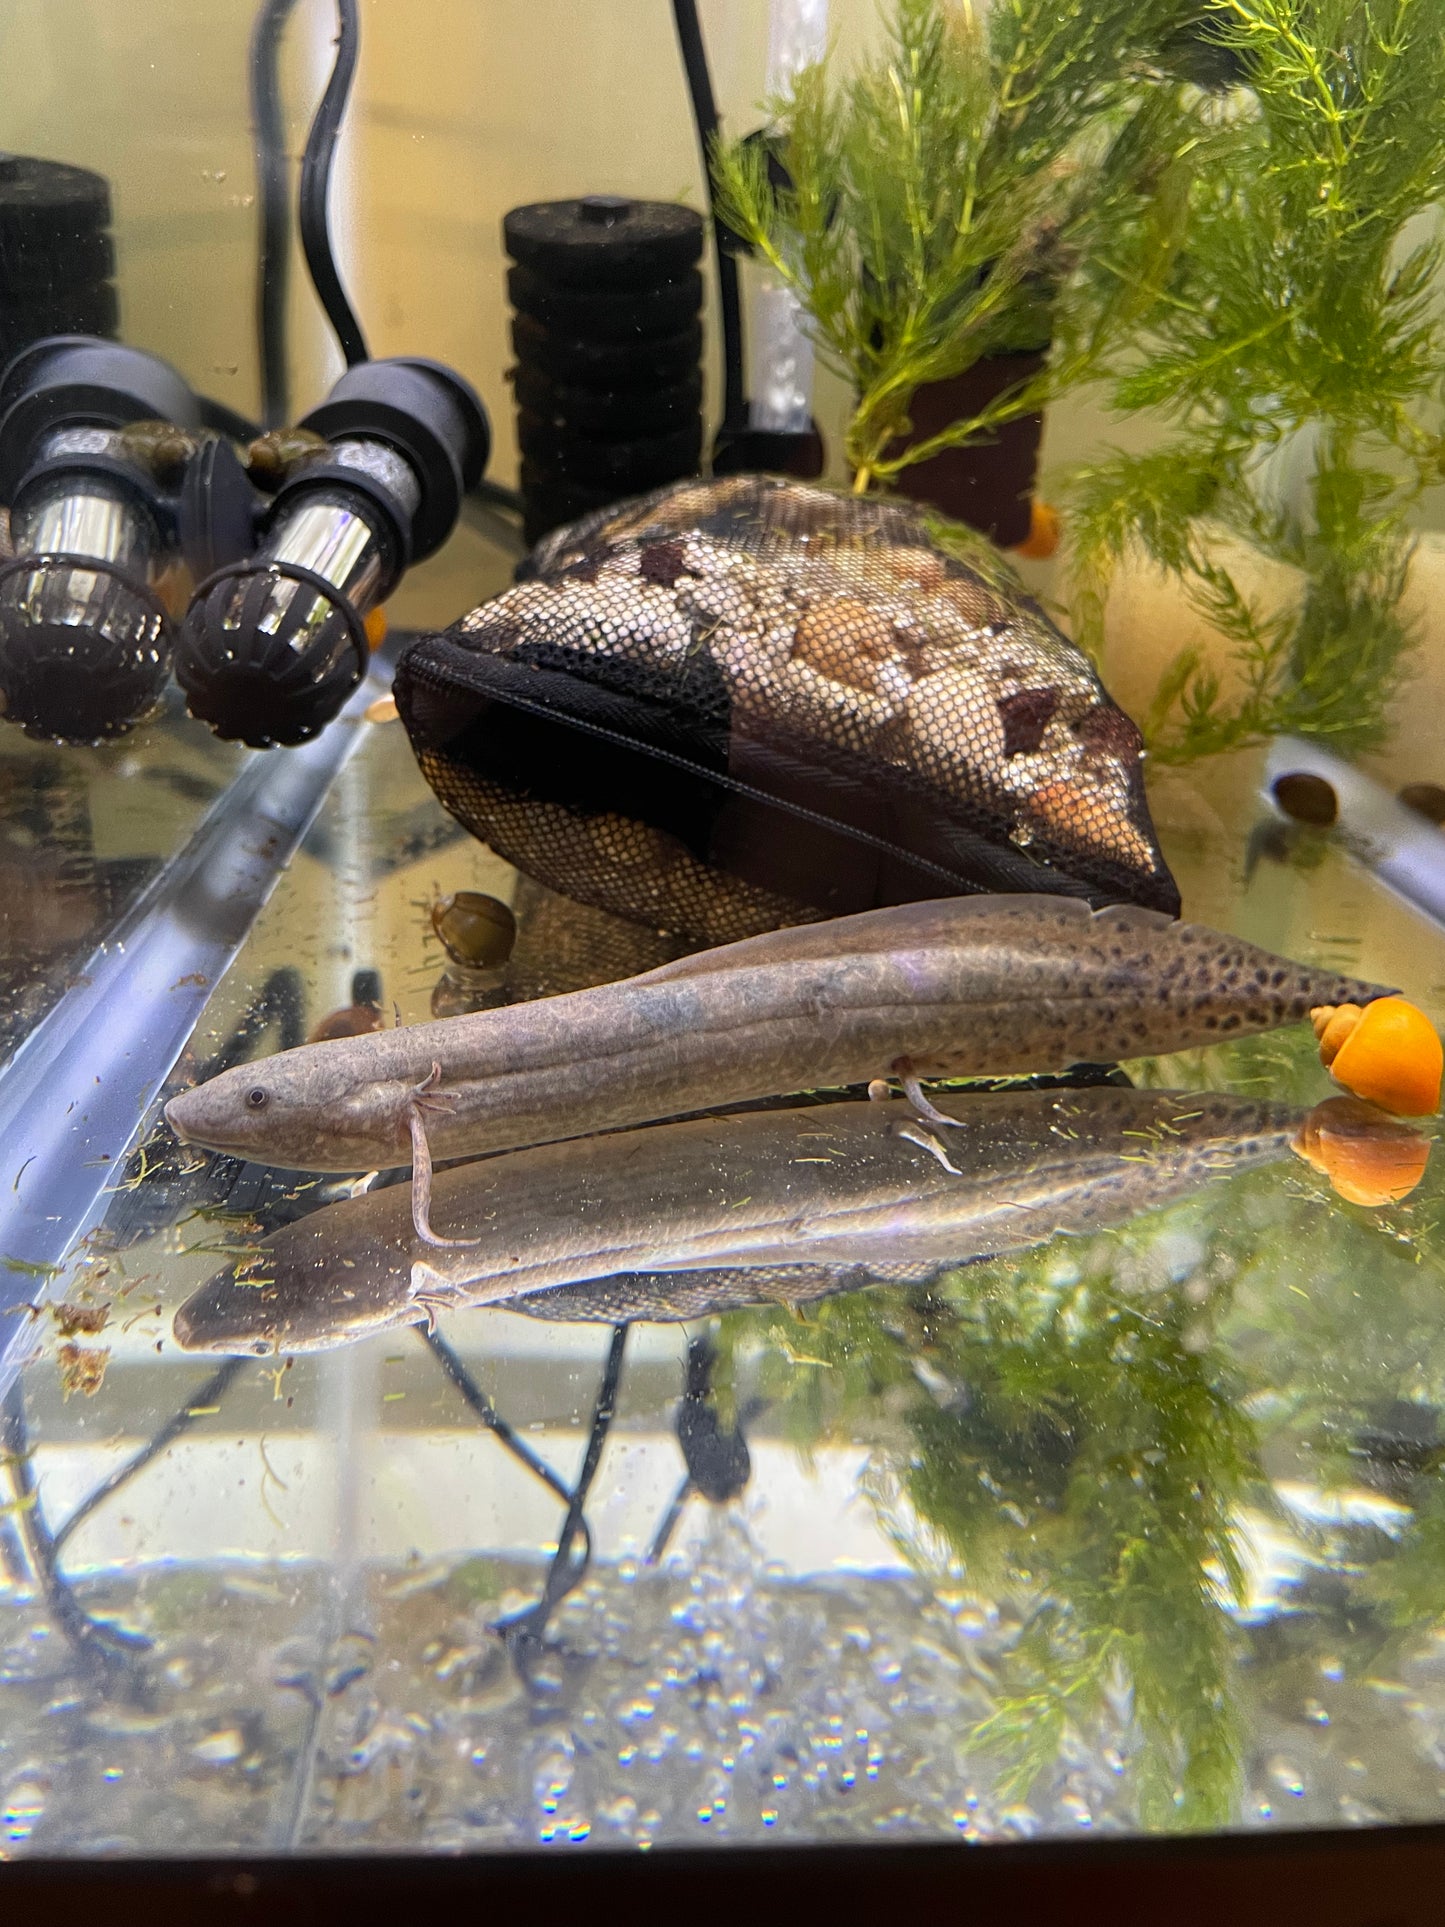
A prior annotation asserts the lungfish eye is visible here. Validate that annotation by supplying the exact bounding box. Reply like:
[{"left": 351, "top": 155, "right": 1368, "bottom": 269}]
[{"left": 245, "top": 1087, "right": 269, "bottom": 1111}]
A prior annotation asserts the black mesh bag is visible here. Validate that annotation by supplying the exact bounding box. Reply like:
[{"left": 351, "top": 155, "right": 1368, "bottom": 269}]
[{"left": 395, "top": 476, "right": 1180, "bottom": 948}]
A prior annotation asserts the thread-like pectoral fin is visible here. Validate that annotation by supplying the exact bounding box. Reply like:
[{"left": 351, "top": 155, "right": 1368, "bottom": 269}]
[
  {"left": 893, "top": 1057, "right": 966, "bottom": 1130},
  {"left": 895, "top": 1118, "right": 963, "bottom": 1175},
  {"left": 407, "top": 1064, "right": 480, "bottom": 1249}
]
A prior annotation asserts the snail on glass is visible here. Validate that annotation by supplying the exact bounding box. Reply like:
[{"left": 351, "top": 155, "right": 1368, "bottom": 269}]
[
  {"left": 118, "top": 418, "right": 203, "bottom": 487},
  {"left": 1311, "top": 997, "right": 1443, "bottom": 1117},
  {"left": 429, "top": 889, "right": 516, "bottom": 1018},
  {"left": 243, "top": 425, "right": 331, "bottom": 491}
]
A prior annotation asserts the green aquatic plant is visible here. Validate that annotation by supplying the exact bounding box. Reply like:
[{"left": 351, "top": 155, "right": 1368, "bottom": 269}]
[
  {"left": 722, "top": 1084, "right": 1445, "bottom": 1830},
  {"left": 1070, "top": 0, "right": 1445, "bottom": 763},
  {"left": 932, "top": 1271, "right": 1263, "bottom": 1826},
  {"left": 735, "top": 1227, "right": 1260, "bottom": 1829},
  {"left": 710, "top": 0, "right": 1202, "bottom": 491}
]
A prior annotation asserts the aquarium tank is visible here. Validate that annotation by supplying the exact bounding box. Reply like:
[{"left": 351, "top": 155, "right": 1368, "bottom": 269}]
[{"left": 0, "top": 0, "right": 1444, "bottom": 1891}]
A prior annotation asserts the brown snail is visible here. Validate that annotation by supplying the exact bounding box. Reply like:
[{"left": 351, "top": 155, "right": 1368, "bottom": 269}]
[
  {"left": 1272, "top": 771, "right": 1339, "bottom": 828},
  {"left": 428, "top": 890, "right": 517, "bottom": 1018},
  {"left": 119, "top": 418, "right": 203, "bottom": 486},
  {"left": 430, "top": 891, "right": 517, "bottom": 970},
  {"left": 243, "top": 426, "right": 330, "bottom": 490}
]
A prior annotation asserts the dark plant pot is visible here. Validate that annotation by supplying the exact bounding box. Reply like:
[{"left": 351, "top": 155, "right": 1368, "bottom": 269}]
[
  {"left": 712, "top": 417, "right": 826, "bottom": 479},
  {"left": 887, "top": 349, "right": 1047, "bottom": 548}
]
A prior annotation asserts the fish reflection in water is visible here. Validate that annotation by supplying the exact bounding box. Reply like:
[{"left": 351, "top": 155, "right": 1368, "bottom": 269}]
[{"left": 173, "top": 1086, "right": 1304, "bottom": 1356}]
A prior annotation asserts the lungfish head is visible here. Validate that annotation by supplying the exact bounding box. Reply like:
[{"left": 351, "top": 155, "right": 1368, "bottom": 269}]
[
  {"left": 164, "top": 1043, "right": 415, "bottom": 1172},
  {"left": 173, "top": 1225, "right": 418, "bottom": 1355}
]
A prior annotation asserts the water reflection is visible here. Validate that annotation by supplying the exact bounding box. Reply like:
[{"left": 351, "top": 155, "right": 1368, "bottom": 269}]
[
  {"left": 713, "top": 1097, "right": 1445, "bottom": 1833},
  {"left": 169, "top": 1085, "right": 1306, "bottom": 1354},
  {"left": 2, "top": 1058, "right": 1440, "bottom": 1843},
  {"left": 0, "top": 730, "right": 244, "bottom": 1072}
]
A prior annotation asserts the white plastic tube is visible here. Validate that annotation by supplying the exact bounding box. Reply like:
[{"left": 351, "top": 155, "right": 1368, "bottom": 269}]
[
  {"left": 1263, "top": 736, "right": 1445, "bottom": 932},
  {"left": 749, "top": 0, "right": 828, "bottom": 434}
]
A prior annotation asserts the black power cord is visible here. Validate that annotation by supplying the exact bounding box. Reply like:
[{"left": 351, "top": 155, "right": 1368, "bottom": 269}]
[
  {"left": 247, "top": 0, "right": 523, "bottom": 538},
  {"left": 471, "top": 475, "right": 524, "bottom": 515},
  {"left": 249, "top": 0, "right": 302, "bottom": 426},
  {"left": 494, "top": 1324, "right": 628, "bottom": 1688},
  {"left": 50, "top": 1360, "right": 249, "bottom": 1560},
  {"left": 670, "top": 0, "right": 746, "bottom": 433},
  {"left": 249, "top": 1, "right": 519, "bottom": 540},
  {"left": 250, "top": 0, "right": 369, "bottom": 411},
  {"left": 298, "top": 0, "right": 369, "bottom": 367}
]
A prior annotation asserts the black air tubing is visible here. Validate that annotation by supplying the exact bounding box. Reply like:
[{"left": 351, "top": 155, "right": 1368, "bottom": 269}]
[{"left": 671, "top": 0, "right": 746, "bottom": 432}]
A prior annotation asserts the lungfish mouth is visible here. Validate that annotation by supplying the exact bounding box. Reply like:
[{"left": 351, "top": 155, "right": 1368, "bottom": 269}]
[{"left": 163, "top": 1088, "right": 236, "bottom": 1150}]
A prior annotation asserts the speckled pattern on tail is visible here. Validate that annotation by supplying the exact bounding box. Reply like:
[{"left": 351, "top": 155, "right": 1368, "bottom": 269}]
[{"left": 635, "top": 894, "right": 1396, "bottom": 1068}]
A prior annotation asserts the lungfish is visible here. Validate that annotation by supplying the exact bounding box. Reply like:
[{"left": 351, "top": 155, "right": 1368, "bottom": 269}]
[
  {"left": 164, "top": 894, "right": 1390, "bottom": 1244},
  {"left": 171, "top": 1086, "right": 1303, "bottom": 1355}
]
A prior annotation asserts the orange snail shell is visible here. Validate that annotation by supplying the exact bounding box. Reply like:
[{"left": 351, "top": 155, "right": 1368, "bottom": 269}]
[
  {"left": 1311, "top": 997, "right": 1443, "bottom": 1117},
  {"left": 1292, "top": 1096, "right": 1432, "bottom": 1207}
]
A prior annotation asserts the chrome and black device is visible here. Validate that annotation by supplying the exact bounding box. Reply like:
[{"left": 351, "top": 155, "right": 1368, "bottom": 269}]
[
  {"left": 0, "top": 335, "right": 200, "bottom": 743},
  {"left": 176, "top": 356, "right": 489, "bottom": 748}
]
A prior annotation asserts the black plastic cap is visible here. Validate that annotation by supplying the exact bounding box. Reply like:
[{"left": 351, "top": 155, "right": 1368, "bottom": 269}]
[
  {"left": 0, "top": 335, "right": 199, "bottom": 498},
  {"left": 298, "top": 357, "right": 489, "bottom": 562},
  {"left": 176, "top": 560, "right": 368, "bottom": 748},
  {"left": 504, "top": 199, "right": 704, "bottom": 289},
  {"left": 0, "top": 553, "right": 171, "bottom": 744}
]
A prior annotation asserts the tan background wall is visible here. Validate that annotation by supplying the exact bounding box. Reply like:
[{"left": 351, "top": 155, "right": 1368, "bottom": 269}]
[
  {"left": 0, "top": 0, "right": 881, "bottom": 473},
  {"left": 1, "top": 0, "right": 1440, "bottom": 785}
]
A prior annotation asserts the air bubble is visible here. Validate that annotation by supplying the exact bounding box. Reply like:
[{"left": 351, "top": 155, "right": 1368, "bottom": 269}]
[
  {"left": 192, "top": 1727, "right": 245, "bottom": 1765},
  {"left": 1267, "top": 1756, "right": 1306, "bottom": 1797}
]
